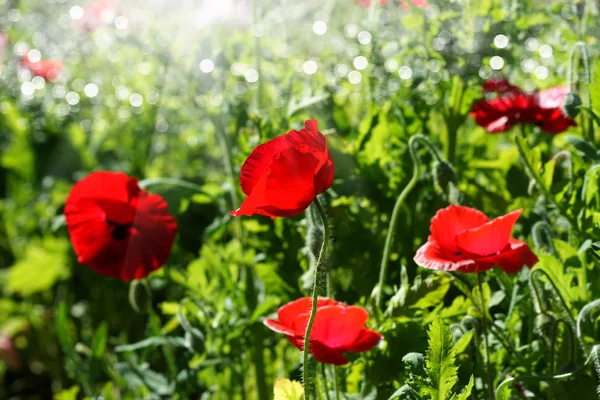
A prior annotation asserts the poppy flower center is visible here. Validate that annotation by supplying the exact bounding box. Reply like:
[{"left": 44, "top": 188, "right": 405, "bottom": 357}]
[{"left": 107, "top": 220, "right": 133, "bottom": 241}]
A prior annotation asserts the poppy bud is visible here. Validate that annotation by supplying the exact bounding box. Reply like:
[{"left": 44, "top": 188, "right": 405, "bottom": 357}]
[
  {"left": 401, "top": 352, "right": 426, "bottom": 375},
  {"left": 562, "top": 91, "right": 582, "bottom": 119},
  {"left": 432, "top": 160, "right": 458, "bottom": 193},
  {"left": 573, "top": 0, "right": 585, "bottom": 20}
]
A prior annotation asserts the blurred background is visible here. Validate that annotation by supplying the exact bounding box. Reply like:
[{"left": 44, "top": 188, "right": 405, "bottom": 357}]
[{"left": 0, "top": 0, "right": 599, "bottom": 398}]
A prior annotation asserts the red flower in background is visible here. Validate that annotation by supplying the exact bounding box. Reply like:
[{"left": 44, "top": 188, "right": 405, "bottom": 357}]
[
  {"left": 76, "top": 0, "right": 117, "bottom": 32},
  {"left": 230, "top": 120, "right": 334, "bottom": 219},
  {"left": 264, "top": 298, "right": 382, "bottom": 365},
  {"left": 470, "top": 79, "right": 576, "bottom": 134},
  {"left": 401, "top": 0, "right": 428, "bottom": 9},
  {"left": 414, "top": 205, "right": 538, "bottom": 274},
  {"left": 21, "top": 53, "right": 63, "bottom": 81},
  {"left": 65, "top": 171, "right": 178, "bottom": 281}
]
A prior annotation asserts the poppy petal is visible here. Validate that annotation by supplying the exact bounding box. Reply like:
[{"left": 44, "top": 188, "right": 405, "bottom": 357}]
[
  {"left": 414, "top": 238, "right": 480, "bottom": 273},
  {"left": 456, "top": 209, "right": 522, "bottom": 257},
  {"left": 239, "top": 135, "right": 289, "bottom": 196},
  {"left": 535, "top": 86, "right": 570, "bottom": 109},
  {"left": 309, "top": 340, "right": 350, "bottom": 365},
  {"left": 264, "top": 319, "right": 297, "bottom": 336},
  {"left": 338, "top": 328, "right": 382, "bottom": 353},
  {"left": 476, "top": 239, "right": 538, "bottom": 274},
  {"left": 231, "top": 145, "right": 323, "bottom": 218},
  {"left": 291, "top": 305, "right": 368, "bottom": 349},
  {"left": 277, "top": 297, "right": 340, "bottom": 328},
  {"left": 430, "top": 205, "right": 489, "bottom": 254}
]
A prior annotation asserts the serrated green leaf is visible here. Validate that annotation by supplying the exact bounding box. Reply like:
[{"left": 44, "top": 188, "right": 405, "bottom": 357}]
[
  {"left": 451, "top": 376, "right": 474, "bottom": 400},
  {"left": 424, "top": 317, "right": 458, "bottom": 400},
  {"left": 386, "top": 273, "right": 450, "bottom": 317},
  {"left": 114, "top": 362, "right": 174, "bottom": 395}
]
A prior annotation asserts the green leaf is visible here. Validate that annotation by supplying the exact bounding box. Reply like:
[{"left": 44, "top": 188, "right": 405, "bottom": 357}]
[
  {"left": 114, "top": 362, "right": 174, "bottom": 395},
  {"left": 534, "top": 255, "right": 587, "bottom": 307},
  {"left": 424, "top": 317, "right": 458, "bottom": 400},
  {"left": 386, "top": 272, "right": 450, "bottom": 317},
  {"left": 273, "top": 378, "right": 304, "bottom": 400},
  {"left": 7, "top": 238, "right": 71, "bottom": 296},
  {"left": 53, "top": 386, "right": 79, "bottom": 400},
  {"left": 541, "top": 159, "right": 556, "bottom": 191},
  {"left": 91, "top": 322, "right": 108, "bottom": 358},
  {"left": 565, "top": 135, "right": 599, "bottom": 162},
  {"left": 115, "top": 336, "right": 189, "bottom": 352},
  {"left": 451, "top": 376, "right": 474, "bottom": 400}
]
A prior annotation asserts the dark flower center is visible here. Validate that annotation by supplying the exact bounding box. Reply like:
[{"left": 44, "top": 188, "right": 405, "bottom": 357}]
[{"left": 107, "top": 220, "right": 133, "bottom": 241}]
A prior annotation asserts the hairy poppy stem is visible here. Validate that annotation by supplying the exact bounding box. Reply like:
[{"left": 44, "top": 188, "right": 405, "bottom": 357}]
[
  {"left": 375, "top": 134, "right": 444, "bottom": 309},
  {"left": 495, "top": 345, "right": 600, "bottom": 400},
  {"left": 477, "top": 273, "right": 494, "bottom": 400},
  {"left": 320, "top": 363, "right": 332, "bottom": 400},
  {"left": 303, "top": 198, "right": 331, "bottom": 400},
  {"left": 568, "top": 42, "right": 593, "bottom": 143},
  {"left": 513, "top": 134, "right": 580, "bottom": 235}
]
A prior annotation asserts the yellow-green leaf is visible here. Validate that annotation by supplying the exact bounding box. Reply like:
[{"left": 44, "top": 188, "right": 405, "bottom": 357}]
[{"left": 274, "top": 378, "right": 305, "bottom": 400}]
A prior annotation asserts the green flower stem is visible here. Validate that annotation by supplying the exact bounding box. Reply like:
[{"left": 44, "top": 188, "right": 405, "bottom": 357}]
[
  {"left": 331, "top": 365, "right": 342, "bottom": 400},
  {"left": 375, "top": 134, "right": 444, "bottom": 309},
  {"left": 321, "top": 363, "right": 332, "bottom": 400},
  {"left": 550, "top": 318, "right": 576, "bottom": 374},
  {"left": 477, "top": 274, "right": 494, "bottom": 400},
  {"left": 495, "top": 346, "right": 600, "bottom": 400},
  {"left": 529, "top": 268, "right": 577, "bottom": 329},
  {"left": 303, "top": 198, "right": 331, "bottom": 400},
  {"left": 513, "top": 133, "right": 579, "bottom": 234},
  {"left": 138, "top": 177, "right": 207, "bottom": 194},
  {"left": 568, "top": 42, "right": 593, "bottom": 143}
]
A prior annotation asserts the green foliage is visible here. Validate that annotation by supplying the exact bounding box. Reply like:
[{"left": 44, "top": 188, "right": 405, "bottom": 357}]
[
  {"left": 389, "top": 318, "right": 473, "bottom": 400},
  {"left": 2, "top": 0, "right": 600, "bottom": 398}
]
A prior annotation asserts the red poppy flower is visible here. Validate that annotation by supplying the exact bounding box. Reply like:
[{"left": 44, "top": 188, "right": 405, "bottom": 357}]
[
  {"left": 414, "top": 205, "right": 538, "bottom": 274},
  {"left": 21, "top": 54, "right": 63, "bottom": 81},
  {"left": 65, "top": 171, "right": 178, "bottom": 281},
  {"left": 470, "top": 80, "right": 575, "bottom": 134},
  {"left": 264, "top": 297, "right": 382, "bottom": 365},
  {"left": 230, "top": 120, "right": 334, "bottom": 219}
]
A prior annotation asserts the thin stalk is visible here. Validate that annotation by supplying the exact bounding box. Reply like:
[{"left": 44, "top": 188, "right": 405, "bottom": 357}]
[
  {"left": 478, "top": 273, "right": 494, "bottom": 400},
  {"left": 568, "top": 42, "right": 593, "bottom": 143},
  {"left": 321, "top": 363, "right": 332, "bottom": 400},
  {"left": 529, "top": 268, "right": 577, "bottom": 328},
  {"left": 331, "top": 365, "right": 342, "bottom": 400},
  {"left": 376, "top": 134, "right": 444, "bottom": 308},
  {"left": 303, "top": 198, "right": 331, "bottom": 400}
]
